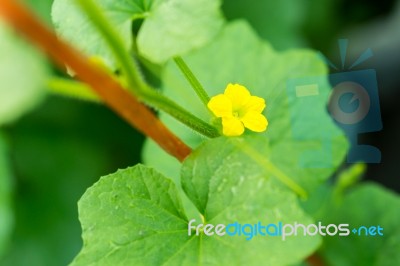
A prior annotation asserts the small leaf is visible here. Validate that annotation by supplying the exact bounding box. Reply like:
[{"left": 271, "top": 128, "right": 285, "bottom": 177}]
[{"left": 137, "top": 0, "right": 224, "bottom": 63}]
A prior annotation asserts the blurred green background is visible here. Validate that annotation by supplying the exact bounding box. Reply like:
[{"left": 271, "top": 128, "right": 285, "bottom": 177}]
[{"left": 1, "top": 0, "right": 399, "bottom": 265}]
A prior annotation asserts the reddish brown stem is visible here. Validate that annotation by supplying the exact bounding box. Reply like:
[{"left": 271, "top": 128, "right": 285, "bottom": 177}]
[{"left": 0, "top": 0, "right": 191, "bottom": 162}]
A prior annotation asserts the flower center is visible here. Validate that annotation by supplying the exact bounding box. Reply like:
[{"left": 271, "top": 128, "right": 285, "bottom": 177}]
[{"left": 232, "top": 107, "right": 246, "bottom": 119}]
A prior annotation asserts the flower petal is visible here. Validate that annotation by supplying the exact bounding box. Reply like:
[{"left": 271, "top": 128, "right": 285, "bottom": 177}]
[
  {"left": 241, "top": 111, "right": 268, "bottom": 132},
  {"left": 244, "top": 96, "right": 266, "bottom": 113},
  {"left": 207, "top": 94, "right": 232, "bottom": 117},
  {"left": 224, "top": 83, "right": 251, "bottom": 109},
  {"left": 222, "top": 117, "right": 245, "bottom": 136}
]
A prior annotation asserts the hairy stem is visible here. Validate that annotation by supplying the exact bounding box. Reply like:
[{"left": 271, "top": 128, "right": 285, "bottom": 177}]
[
  {"left": 75, "top": 0, "right": 219, "bottom": 138},
  {"left": 173, "top": 56, "right": 210, "bottom": 107},
  {"left": 0, "top": 0, "right": 192, "bottom": 161}
]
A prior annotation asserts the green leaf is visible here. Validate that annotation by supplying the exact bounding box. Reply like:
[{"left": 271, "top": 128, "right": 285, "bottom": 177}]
[
  {"left": 144, "top": 21, "right": 348, "bottom": 194},
  {"left": 319, "top": 183, "right": 400, "bottom": 266},
  {"left": 181, "top": 136, "right": 321, "bottom": 265},
  {"left": 0, "top": 22, "right": 48, "bottom": 125},
  {"left": 0, "top": 134, "right": 13, "bottom": 258},
  {"left": 51, "top": 0, "right": 224, "bottom": 66},
  {"left": 72, "top": 163, "right": 319, "bottom": 265},
  {"left": 137, "top": 0, "right": 224, "bottom": 63},
  {"left": 71, "top": 164, "right": 190, "bottom": 265}
]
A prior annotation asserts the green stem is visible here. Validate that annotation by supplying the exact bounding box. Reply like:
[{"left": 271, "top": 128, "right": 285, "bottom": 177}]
[
  {"left": 174, "top": 56, "right": 210, "bottom": 107},
  {"left": 47, "top": 77, "right": 100, "bottom": 102},
  {"left": 140, "top": 89, "right": 219, "bottom": 137},
  {"left": 74, "top": 0, "right": 219, "bottom": 138}
]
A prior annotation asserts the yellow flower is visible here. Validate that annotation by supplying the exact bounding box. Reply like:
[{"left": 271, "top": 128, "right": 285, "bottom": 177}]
[{"left": 208, "top": 83, "right": 268, "bottom": 136}]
